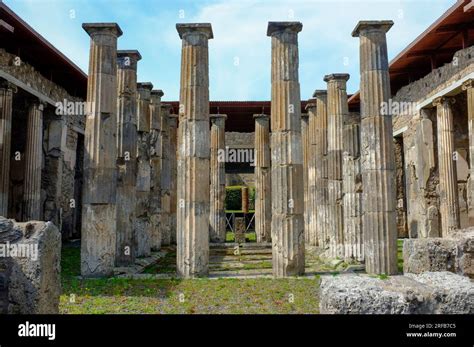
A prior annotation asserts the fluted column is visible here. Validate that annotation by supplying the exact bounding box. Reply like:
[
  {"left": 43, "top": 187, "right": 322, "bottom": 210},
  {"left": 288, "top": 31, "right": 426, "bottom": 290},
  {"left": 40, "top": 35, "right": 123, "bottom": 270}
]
[
  {"left": 169, "top": 114, "right": 179, "bottom": 245},
  {"left": 176, "top": 23, "right": 213, "bottom": 278},
  {"left": 324, "top": 73, "right": 349, "bottom": 259},
  {"left": 23, "top": 100, "right": 44, "bottom": 221},
  {"left": 81, "top": 23, "right": 122, "bottom": 277},
  {"left": 353, "top": 21, "right": 397, "bottom": 275},
  {"left": 305, "top": 100, "right": 317, "bottom": 246},
  {"left": 160, "top": 104, "right": 171, "bottom": 246},
  {"left": 267, "top": 21, "right": 305, "bottom": 277},
  {"left": 313, "top": 90, "right": 329, "bottom": 248},
  {"left": 343, "top": 114, "right": 363, "bottom": 261},
  {"left": 301, "top": 113, "right": 310, "bottom": 244},
  {"left": 463, "top": 80, "right": 474, "bottom": 225},
  {"left": 434, "top": 97, "right": 460, "bottom": 236},
  {"left": 209, "top": 114, "right": 227, "bottom": 243},
  {"left": 254, "top": 114, "right": 271, "bottom": 243},
  {"left": 150, "top": 89, "right": 164, "bottom": 250},
  {"left": 115, "top": 49, "right": 141, "bottom": 266},
  {"left": 135, "top": 82, "right": 153, "bottom": 257},
  {"left": 0, "top": 81, "right": 16, "bottom": 217}
]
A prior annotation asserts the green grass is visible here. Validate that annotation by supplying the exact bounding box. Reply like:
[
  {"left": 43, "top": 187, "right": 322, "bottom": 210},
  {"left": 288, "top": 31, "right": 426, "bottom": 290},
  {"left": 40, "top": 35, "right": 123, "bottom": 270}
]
[{"left": 60, "top": 244, "right": 320, "bottom": 314}]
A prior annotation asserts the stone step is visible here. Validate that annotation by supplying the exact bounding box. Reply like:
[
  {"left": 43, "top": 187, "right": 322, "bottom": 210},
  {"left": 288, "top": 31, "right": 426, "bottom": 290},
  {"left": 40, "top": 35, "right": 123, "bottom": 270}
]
[
  {"left": 209, "top": 242, "right": 272, "bottom": 249},
  {"left": 210, "top": 248, "right": 272, "bottom": 256},
  {"left": 209, "top": 255, "right": 272, "bottom": 262}
]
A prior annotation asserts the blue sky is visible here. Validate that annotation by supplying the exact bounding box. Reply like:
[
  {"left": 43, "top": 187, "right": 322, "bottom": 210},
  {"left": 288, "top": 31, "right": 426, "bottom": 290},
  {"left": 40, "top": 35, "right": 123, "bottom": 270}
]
[{"left": 6, "top": 0, "right": 455, "bottom": 101}]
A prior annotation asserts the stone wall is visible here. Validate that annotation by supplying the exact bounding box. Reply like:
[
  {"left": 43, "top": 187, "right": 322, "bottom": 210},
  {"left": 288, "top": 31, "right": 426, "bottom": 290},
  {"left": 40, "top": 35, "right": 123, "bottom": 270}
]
[{"left": 393, "top": 46, "right": 474, "bottom": 238}]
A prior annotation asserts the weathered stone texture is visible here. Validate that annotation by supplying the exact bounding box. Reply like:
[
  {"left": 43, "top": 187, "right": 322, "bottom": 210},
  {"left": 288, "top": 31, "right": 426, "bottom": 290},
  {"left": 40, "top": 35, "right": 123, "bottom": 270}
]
[
  {"left": 320, "top": 272, "right": 473, "bottom": 314},
  {"left": 268, "top": 22, "right": 305, "bottom": 277},
  {"left": 0, "top": 218, "right": 61, "bottom": 314},
  {"left": 463, "top": 80, "right": 474, "bottom": 225},
  {"left": 209, "top": 114, "right": 227, "bottom": 243},
  {"left": 305, "top": 101, "right": 317, "bottom": 246},
  {"left": 160, "top": 104, "right": 171, "bottom": 246},
  {"left": 81, "top": 23, "right": 122, "bottom": 277},
  {"left": 301, "top": 113, "right": 310, "bottom": 244},
  {"left": 168, "top": 114, "right": 178, "bottom": 245},
  {"left": 176, "top": 23, "right": 213, "bottom": 278},
  {"left": 254, "top": 114, "right": 271, "bottom": 243},
  {"left": 353, "top": 21, "right": 398, "bottom": 275}
]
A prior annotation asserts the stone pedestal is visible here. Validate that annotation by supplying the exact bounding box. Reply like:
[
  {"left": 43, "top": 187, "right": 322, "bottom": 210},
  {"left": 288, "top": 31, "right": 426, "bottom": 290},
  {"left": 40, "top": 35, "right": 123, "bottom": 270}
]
[
  {"left": 353, "top": 21, "right": 397, "bottom": 275},
  {"left": 434, "top": 97, "right": 460, "bottom": 237},
  {"left": 0, "top": 82, "right": 16, "bottom": 217},
  {"left": 115, "top": 50, "right": 141, "bottom": 266},
  {"left": 23, "top": 101, "right": 44, "bottom": 222},
  {"left": 254, "top": 114, "right": 271, "bottom": 243},
  {"left": 160, "top": 104, "right": 172, "bottom": 246},
  {"left": 81, "top": 23, "right": 122, "bottom": 277},
  {"left": 463, "top": 80, "right": 474, "bottom": 225},
  {"left": 324, "top": 73, "right": 349, "bottom": 259},
  {"left": 209, "top": 114, "right": 227, "bottom": 243},
  {"left": 313, "top": 90, "right": 329, "bottom": 248},
  {"left": 267, "top": 21, "right": 305, "bottom": 277},
  {"left": 135, "top": 82, "right": 153, "bottom": 257},
  {"left": 150, "top": 89, "right": 164, "bottom": 250},
  {"left": 176, "top": 23, "right": 213, "bottom": 278},
  {"left": 169, "top": 114, "right": 179, "bottom": 245}
]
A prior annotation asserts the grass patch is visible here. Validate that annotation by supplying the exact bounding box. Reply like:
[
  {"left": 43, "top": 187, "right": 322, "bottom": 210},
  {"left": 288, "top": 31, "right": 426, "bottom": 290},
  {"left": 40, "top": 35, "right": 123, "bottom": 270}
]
[
  {"left": 225, "top": 232, "right": 257, "bottom": 242},
  {"left": 143, "top": 251, "right": 176, "bottom": 274}
]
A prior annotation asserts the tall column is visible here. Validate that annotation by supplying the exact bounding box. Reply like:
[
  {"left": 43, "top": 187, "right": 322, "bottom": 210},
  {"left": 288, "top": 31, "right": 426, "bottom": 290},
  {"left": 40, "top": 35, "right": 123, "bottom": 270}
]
[
  {"left": 176, "top": 23, "right": 213, "bottom": 278},
  {"left": 434, "top": 96, "right": 460, "bottom": 236},
  {"left": 254, "top": 114, "right": 271, "bottom": 243},
  {"left": 305, "top": 100, "right": 317, "bottom": 246},
  {"left": 267, "top": 22, "right": 305, "bottom": 277},
  {"left": 81, "top": 23, "right": 122, "bottom": 277},
  {"left": 115, "top": 50, "right": 141, "bottom": 266},
  {"left": 209, "top": 114, "right": 227, "bottom": 243},
  {"left": 0, "top": 81, "right": 16, "bottom": 217},
  {"left": 324, "top": 73, "right": 349, "bottom": 259},
  {"left": 343, "top": 114, "right": 363, "bottom": 261},
  {"left": 352, "top": 21, "right": 397, "bottom": 275},
  {"left": 135, "top": 82, "right": 153, "bottom": 257},
  {"left": 463, "top": 79, "right": 474, "bottom": 225},
  {"left": 150, "top": 89, "right": 164, "bottom": 251},
  {"left": 160, "top": 104, "right": 171, "bottom": 246},
  {"left": 169, "top": 114, "right": 179, "bottom": 245},
  {"left": 23, "top": 100, "right": 44, "bottom": 221},
  {"left": 313, "top": 90, "right": 329, "bottom": 249},
  {"left": 301, "top": 113, "right": 310, "bottom": 244}
]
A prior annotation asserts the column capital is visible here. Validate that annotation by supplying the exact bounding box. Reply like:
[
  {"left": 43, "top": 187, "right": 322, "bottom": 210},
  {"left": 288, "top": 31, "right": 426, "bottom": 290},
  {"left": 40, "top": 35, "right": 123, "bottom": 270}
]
[
  {"left": 305, "top": 99, "right": 317, "bottom": 110},
  {"left": 267, "top": 21, "right": 302, "bottom": 36},
  {"left": 169, "top": 114, "right": 179, "bottom": 120},
  {"left": 323, "top": 73, "right": 350, "bottom": 83},
  {"left": 313, "top": 89, "right": 327, "bottom": 98},
  {"left": 210, "top": 114, "right": 227, "bottom": 120},
  {"left": 150, "top": 90, "right": 164, "bottom": 104},
  {"left": 351, "top": 20, "right": 393, "bottom": 37},
  {"left": 117, "top": 50, "right": 141, "bottom": 69},
  {"left": 82, "top": 23, "right": 123, "bottom": 38},
  {"left": 253, "top": 113, "right": 269, "bottom": 120},
  {"left": 462, "top": 79, "right": 473, "bottom": 91},
  {"left": 0, "top": 80, "right": 17, "bottom": 93},
  {"left": 137, "top": 82, "right": 154, "bottom": 91},
  {"left": 301, "top": 113, "right": 309, "bottom": 119},
  {"left": 161, "top": 104, "right": 172, "bottom": 112},
  {"left": 176, "top": 23, "right": 213, "bottom": 39},
  {"left": 433, "top": 96, "right": 456, "bottom": 107}
]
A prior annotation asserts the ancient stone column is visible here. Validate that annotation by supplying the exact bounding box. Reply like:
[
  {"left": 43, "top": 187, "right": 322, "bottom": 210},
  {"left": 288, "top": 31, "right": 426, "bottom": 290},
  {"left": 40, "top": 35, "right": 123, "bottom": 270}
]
[
  {"left": 160, "top": 104, "right": 171, "bottom": 246},
  {"left": 267, "top": 21, "right": 305, "bottom": 277},
  {"left": 305, "top": 100, "right": 317, "bottom": 246},
  {"left": 169, "top": 114, "right": 179, "bottom": 245},
  {"left": 434, "top": 96, "right": 460, "bottom": 236},
  {"left": 463, "top": 79, "right": 474, "bottom": 225},
  {"left": 23, "top": 100, "right": 45, "bottom": 221},
  {"left": 324, "top": 73, "right": 349, "bottom": 259},
  {"left": 0, "top": 81, "right": 16, "bottom": 217},
  {"left": 301, "top": 113, "right": 310, "bottom": 244},
  {"left": 135, "top": 82, "right": 153, "bottom": 257},
  {"left": 343, "top": 114, "right": 363, "bottom": 262},
  {"left": 176, "top": 23, "right": 213, "bottom": 278},
  {"left": 352, "top": 21, "right": 397, "bottom": 275},
  {"left": 209, "top": 114, "right": 227, "bottom": 243},
  {"left": 313, "top": 90, "right": 329, "bottom": 249},
  {"left": 81, "top": 23, "right": 122, "bottom": 277},
  {"left": 150, "top": 89, "right": 164, "bottom": 251},
  {"left": 115, "top": 50, "right": 141, "bottom": 266},
  {"left": 254, "top": 114, "right": 271, "bottom": 243}
]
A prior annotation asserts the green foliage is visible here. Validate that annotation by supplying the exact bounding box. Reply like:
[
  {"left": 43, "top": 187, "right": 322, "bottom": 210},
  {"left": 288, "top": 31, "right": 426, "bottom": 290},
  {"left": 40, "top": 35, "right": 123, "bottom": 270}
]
[{"left": 225, "top": 186, "right": 242, "bottom": 211}]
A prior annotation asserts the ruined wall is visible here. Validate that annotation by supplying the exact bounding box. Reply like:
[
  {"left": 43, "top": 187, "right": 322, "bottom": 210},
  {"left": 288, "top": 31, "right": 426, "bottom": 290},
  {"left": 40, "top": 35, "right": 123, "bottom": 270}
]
[
  {"left": 392, "top": 46, "right": 474, "bottom": 238},
  {"left": 1, "top": 49, "right": 85, "bottom": 238}
]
